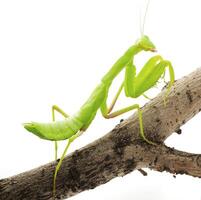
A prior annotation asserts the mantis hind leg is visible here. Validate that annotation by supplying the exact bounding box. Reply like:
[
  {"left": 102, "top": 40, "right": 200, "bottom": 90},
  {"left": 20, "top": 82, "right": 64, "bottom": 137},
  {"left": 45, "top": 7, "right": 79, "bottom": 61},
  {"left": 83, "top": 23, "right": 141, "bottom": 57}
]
[
  {"left": 52, "top": 105, "right": 85, "bottom": 198},
  {"left": 53, "top": 130, "right": 83, "bottom": 199},
  {"left": 52, "top": 105, "right": 70, "bottom": 160}
]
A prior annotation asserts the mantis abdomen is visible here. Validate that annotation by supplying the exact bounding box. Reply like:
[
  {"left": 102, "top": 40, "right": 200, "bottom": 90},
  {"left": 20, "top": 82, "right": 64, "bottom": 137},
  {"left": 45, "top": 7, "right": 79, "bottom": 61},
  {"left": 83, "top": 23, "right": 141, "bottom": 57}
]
[
  {"left": 24, "top": 83, "right": 108, "bottom": 140},
  {"left": 24, "top": 116, "right": 83, "bottom": 141}
]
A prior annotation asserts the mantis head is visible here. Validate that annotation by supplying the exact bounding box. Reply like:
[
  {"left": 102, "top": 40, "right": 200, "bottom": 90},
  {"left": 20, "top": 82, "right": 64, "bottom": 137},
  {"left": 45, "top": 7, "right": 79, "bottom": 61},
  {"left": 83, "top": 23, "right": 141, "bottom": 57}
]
[
  {"left": 137, "top": 35, "right": 156, "bottom": 52},
  {"left": 138, "top": 0, "right": 155, "bottom": 52}
]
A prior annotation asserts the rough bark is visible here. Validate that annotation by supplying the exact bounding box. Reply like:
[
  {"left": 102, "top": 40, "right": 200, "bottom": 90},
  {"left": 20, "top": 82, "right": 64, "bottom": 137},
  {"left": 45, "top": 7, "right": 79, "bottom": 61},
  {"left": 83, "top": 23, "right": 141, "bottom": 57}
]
[{"left": 1, "top": 68, "right": 201, "bottom": 200}]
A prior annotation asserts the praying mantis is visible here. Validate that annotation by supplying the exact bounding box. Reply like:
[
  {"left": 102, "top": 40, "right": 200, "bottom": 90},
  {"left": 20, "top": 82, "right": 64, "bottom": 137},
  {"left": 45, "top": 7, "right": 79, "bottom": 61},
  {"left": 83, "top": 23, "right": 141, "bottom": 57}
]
[
  {"left": 23, "top": 2, "right": 175, "bottom": 198},
  {"left": 24, "top": 34, "right": 175, "bottom": 197}
]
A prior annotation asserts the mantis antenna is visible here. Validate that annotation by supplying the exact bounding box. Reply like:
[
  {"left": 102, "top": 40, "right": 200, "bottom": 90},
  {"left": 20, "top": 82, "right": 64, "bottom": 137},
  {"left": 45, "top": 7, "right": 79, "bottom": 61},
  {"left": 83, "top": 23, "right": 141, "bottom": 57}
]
[{"left": 140, "top": 0, "right": 151, "bottom": 36}]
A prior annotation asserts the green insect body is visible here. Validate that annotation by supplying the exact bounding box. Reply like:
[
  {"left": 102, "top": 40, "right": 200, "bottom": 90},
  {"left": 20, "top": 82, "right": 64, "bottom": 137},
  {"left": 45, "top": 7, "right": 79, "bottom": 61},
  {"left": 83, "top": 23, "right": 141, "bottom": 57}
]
[
  {"left": 23, "top": 39, "right": 139, "bottom": 139},
  {"left": 24, "top": 36, "right": 174, "bottom": 141},
  {"left": 24, "top": 117, "right": 83, "bottom": 141},
  {"left": 23, "top": 35, "right": 175, "bottom": 198}
]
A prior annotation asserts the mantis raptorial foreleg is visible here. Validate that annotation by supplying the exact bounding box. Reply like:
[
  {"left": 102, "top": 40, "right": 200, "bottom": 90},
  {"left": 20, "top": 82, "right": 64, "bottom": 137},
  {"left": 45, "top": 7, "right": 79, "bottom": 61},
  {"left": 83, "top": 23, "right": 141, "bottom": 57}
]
[
  {"left": 161, "top": 70, "right": 167, "bottom": 84},
  {"left": 52, "top": 105, "right": 70, "bottom": 160},
  {"left": 142, "top": 93, "right": 152, "bottom": 100},
  {"left": 124, "top": 56, "right": 174, "bottom": 104},
  {"left": 163, "top": 61, "right": 175, "bottom": 100}
]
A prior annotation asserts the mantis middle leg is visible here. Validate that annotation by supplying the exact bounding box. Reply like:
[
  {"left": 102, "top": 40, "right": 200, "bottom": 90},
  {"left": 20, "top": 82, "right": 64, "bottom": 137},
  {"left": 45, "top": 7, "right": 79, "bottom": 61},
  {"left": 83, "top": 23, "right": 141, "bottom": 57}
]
[
  {"left": 101, "top": 102, "right": 154, "bottom": 144},
  {"left": 107, "top": 82, "right": 124, "bottom": 113},
  {"left": 100, "top": 82, "right": 155, "bottom": 144}
]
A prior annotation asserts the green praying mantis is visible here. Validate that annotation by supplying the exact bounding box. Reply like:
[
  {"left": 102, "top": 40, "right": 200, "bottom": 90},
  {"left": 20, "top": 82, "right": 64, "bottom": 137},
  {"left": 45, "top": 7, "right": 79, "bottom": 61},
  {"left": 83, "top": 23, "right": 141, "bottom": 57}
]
[
  {"left": 24, "top": 35, "right": 175, "bottom": 197},
  {"left": 23, "top": 3, "right": 175, "bottom": 198}
]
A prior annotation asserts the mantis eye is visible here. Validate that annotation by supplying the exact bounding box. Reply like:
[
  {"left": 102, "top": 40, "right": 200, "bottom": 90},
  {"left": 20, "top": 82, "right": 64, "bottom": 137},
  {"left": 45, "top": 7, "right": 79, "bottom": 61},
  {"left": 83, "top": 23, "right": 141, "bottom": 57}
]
[
  {"left": 150, "top": 48, "right": 157, "bottom": 52},
  {"left": 138, "top": 35, "right": 156, "bottom": 52}
]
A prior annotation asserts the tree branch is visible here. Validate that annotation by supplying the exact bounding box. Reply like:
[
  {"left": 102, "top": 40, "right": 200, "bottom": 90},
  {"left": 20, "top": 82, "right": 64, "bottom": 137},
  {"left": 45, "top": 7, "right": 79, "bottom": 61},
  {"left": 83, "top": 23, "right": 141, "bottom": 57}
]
[
  {"left": 149, "top": 145, "right": 201, "bottom": 178},
  {"left": 1, "top": 68, "right": 201, "bottom": 200}
]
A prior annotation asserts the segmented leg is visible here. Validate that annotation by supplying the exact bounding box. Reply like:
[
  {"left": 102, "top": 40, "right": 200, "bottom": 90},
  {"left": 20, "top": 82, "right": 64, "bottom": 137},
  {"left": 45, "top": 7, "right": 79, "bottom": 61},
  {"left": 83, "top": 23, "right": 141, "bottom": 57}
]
[
  {"left": 52, "top": 105, "right": 70, "bottom": 160},
  {"left": 163, "top": 61, "right": 175, "bottom": 105},
  {"left": 108, "top": 82, "right": 124, "bottom": 113},
  {"left": 143, "top": 93, "right": 152, "bottom": 100},
  {"left": 100, "top": 63, "right": 155, "bottom": 144},
  {"left": 123, "top": 56, "right": 174, "bottom": 143},
  {"left": 101, "top": 103, "right": 155, "bottom": 145},
  {"left": 53, "top": 130, "right": 83, "bottom": 199},
  {"left": 124, "top": 56, "right": 162, "bottom": 98},
  {"left": 124, "top": 56, "right": 174, "bottom": 101},
  {"left": 161, "top": 70, "right": 167, "bottom": 84},
  {"left": 52, "top": 106, "right": 84, "bottom": 198},
  {"left": 100, "top": 81, "right": 124, "bottom": 119}
]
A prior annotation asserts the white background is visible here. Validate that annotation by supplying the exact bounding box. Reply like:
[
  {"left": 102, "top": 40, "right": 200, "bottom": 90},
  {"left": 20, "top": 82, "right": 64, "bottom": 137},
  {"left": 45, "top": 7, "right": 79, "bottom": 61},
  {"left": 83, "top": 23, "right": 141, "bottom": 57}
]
[{"left": 0, "top": 0, "right": 201, "bottom": 199}]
